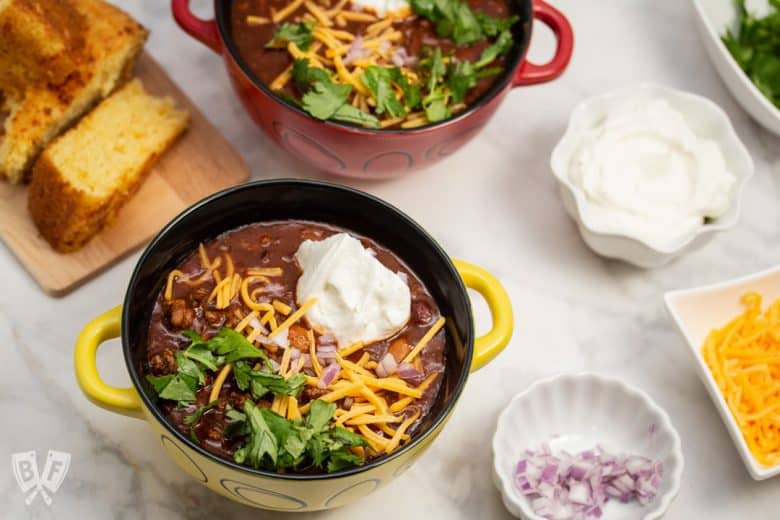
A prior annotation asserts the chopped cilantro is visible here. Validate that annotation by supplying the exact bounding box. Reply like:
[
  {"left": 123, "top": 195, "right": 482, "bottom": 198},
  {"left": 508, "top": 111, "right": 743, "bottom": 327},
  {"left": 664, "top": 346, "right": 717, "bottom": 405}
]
[
  {"left": 302, "top": 80, "right": 353, "bottom": 120},
  {"left": 265, "top": 22, "right": 315, "bottom": 51},
  {"left": 292, "top": 59, "right": 379, "bottom": 128},
  {"left": 474, "top": 29, "right": 514, "bottom": 68},
  {"left": 722, "top": 0, "right": 780, "bottom": 108},
  {"left": 229, "top": 399, "right": 366, "bottom": 473},
  {"left": 361, "top": 66, "right": 407, "bottom": 117},
  {"left": 233, "top": 361, "right": 307, "bottom": 400}
]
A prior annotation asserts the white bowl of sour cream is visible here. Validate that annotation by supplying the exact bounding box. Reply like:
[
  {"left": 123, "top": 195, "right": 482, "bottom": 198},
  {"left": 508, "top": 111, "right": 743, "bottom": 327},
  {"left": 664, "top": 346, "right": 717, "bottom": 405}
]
[{"left": 551, "top": 84, "right": 753, "bottom": 268}]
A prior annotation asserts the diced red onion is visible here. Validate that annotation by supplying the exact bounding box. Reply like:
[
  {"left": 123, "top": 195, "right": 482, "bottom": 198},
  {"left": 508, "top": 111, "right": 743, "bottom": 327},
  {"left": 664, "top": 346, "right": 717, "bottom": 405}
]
[
  {"left": 289, "top": 348, "right": 301, "bottom": 360},
  {"left": 317, "top": 363, "right": 340, "bottom": 388},
  {"left": 318, "top": 333, "right": 337, "bottom": 345},
  {"left": 301, "top": 353, "right": 312, "bottom": 368},
  {"left": 389, "top": 47, "right": 417, "bottom": 67},
  {"left": 397, "top": 362, "right": 425, "bottom": 385},
  {"left": 343, "top": 36, "right": 368, "bottom": 65},
  {"left": 375, "top": 353, "right": 398, "bottom": 378},
  {"left": 248, "top": 317, "right": 263, "bottom": 331},
  {"left": 269, "top": 358, "right": 281, "bottom": 373},
  {"left": 514, "top": 444, "right": 663, "bottom": 520}
]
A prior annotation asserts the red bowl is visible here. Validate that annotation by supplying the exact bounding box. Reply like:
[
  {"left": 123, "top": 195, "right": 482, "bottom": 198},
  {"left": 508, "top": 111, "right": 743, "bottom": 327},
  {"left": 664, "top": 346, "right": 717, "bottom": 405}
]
[{"left": 172, "top": 0, "right": 573, "bottom": 178}]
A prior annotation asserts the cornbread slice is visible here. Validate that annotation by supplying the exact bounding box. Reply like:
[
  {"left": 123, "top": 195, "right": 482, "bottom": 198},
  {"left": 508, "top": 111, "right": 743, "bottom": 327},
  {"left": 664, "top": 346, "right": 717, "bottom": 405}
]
[
  {"left": 0, "top": 0, "right": 86, "bottom": 97},
  {"left": 28, "top": 79, "right": 190, "bottom": 253},
  {"left": 0, "top": 0, "right": 148, "bottom": 184}
]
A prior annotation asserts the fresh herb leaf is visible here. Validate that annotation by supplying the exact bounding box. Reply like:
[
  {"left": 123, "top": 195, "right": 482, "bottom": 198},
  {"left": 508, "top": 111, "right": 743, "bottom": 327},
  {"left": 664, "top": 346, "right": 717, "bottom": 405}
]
[
  {"left": 410, "top": 0, "right": 484, "bottom": 44},
  {"left": 476, "top": 12, "right": 518, "bottom": 37},
  {"left": 265, "top": 21, "right": 315, "bottom": 51},
  {"left": 331, "top": 104, "right": 380, "bottom": 128},
  {"left": 302, "top": 81, "right": 353, "bottom": 120},
  {"left": 361, "top": 66, "right": 407, "bottom": 117},
  {"left": 158, "top": 375, "right": 197, "bottom": 403},
  {"left": 447, "top": 60, "right": 477, "bottom": 104},
  {"left": 182, "top": 343, "right": 220, "bottom": 372},
  {"left": 182, "top": 328, "right": 271, "bottom": 367},
  {"left": 224, "top": 408, "right": 250, "bottom": 438},
  {"left": 424, "top": 96, "right": 451, "bottom": 122},
  {"left": 474, "top": 29, "right": 514, "bottom": 68},
  {"left": 145, "top": 374, "right": 174, "bottom": 394},
  {"left": 305, "top": 399, "right": 337, "bottom": 432},
  {"left": 230, "top": 400, "right": 366, "bottom": 473},
  {"left": 292, "top": 58, "right": 331, "bottom": 90},
  {"left": 233, "top": 360, "right": 253, "bottom": 391},
  {"left": 253, "top": 372, "right": 308, "bottom": 399},
  {"left": 327, "top": 449, "right": 364, "bottom": 473},
  {"left": 233, "top": 360, "right": 307, "bottom": 399},
  {"left": 722, "top": 0, "right": 780, "bottom": 108},
  {"left": 234, "top": 401, "right": 278, "bottom": 468},
  {"left": 176, "top": 351, "right": 206, "bottom": 385}
]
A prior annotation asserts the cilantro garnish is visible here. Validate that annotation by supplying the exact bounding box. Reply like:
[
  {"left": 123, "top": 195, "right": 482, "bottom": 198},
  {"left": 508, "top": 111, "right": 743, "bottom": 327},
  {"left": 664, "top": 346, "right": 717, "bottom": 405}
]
[
  {"left": 232, "top": 360, "right": 307, "bottom": 400},
  {"left": 722, "top": 0, "right": 780, "bottom": 109},
  {"left": 265, "top": 21, "right": 315, "bottom": 51},
  {"left": 146, "top": 327, "right": 274, "bottom": 405},
  {"left": 229, "top": 399, "right": 367, "bottom": 473},
  {"left": 410, "top": 0, "right": 516, "bottom": 45},
  {"left": 292, "top": 59, "right": 380, "bottom": 128}
]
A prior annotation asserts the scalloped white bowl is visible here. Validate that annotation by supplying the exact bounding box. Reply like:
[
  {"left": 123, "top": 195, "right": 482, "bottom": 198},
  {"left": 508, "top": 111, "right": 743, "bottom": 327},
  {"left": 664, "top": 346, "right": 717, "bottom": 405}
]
[
  {"left": 551, "top": 83, "right": 753, "bottom": 268},
  {"left": 664, "top": 264, "right": 780, "bottom": 480},
  {"left": 492, "top": 374, "right": 684, "bottom": 519}
]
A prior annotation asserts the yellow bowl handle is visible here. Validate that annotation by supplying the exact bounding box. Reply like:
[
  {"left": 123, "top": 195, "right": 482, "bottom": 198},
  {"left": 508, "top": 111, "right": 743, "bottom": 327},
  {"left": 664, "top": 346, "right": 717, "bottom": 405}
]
[
  {"left": 74, "top": 305, "right": 143, "bottom": 418},
  {"left": 453, "top": 259, "right": 514, "bottom": 372}
]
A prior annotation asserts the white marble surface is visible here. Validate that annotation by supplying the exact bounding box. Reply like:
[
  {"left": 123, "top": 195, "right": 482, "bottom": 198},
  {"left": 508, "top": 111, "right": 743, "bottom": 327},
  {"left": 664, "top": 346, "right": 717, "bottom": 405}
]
[{"left": 2, "top": 0, "right": 779, "bottom": 518}]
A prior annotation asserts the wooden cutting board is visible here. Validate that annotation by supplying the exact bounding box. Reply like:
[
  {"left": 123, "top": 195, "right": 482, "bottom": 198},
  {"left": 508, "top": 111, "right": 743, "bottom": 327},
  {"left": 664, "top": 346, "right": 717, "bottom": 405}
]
[{"left": 0, "top": 53, "right": 249, "bottom": 296}]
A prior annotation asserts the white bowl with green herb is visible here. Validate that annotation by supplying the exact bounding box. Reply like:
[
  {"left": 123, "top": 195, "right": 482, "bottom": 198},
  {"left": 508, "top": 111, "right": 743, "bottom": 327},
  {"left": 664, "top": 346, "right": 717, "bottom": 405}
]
[{"left": 693, "top": 0, "right": 780, "bottom": 135}]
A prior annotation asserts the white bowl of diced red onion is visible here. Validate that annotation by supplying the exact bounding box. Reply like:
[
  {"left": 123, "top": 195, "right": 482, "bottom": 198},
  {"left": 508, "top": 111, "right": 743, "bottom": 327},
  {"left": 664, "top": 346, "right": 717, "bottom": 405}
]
[{"left": 492, "top": 373, "right": 683, "bottom": 520}]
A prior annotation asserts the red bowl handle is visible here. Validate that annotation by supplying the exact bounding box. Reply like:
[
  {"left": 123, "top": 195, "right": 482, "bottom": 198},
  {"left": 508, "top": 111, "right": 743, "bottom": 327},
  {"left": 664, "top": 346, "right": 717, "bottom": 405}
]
[
  {"left": 513, "top": 0, "right": 574, "bottom": 87},
  {"left": 171, "top": 0, "right": 221, "bottom": 53}
]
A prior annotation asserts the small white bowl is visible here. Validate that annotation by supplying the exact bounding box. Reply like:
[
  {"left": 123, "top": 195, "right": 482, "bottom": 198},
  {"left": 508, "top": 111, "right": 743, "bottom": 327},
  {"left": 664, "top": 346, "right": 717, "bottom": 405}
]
[
  {"left": 693, "top": 0, "right": 780, "bottom": 136},
  {"left": 492, "top": 373, "right": 684, "bottom": 520},
  {"left": 551, "top": 83, "right": 753, "bottom": 268},
  {"left": 664, "top": 264, "right": 780, "bottom": 480}
]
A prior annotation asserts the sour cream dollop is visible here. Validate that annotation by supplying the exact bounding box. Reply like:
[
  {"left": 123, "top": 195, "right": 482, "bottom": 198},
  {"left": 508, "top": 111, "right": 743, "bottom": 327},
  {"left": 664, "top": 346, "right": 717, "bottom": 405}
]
[
  {"left": 350, "top": 0, "right": 409, "bottom": 17},
  {"left": 568, "top": 95, "right": 736, "bottom": 250},
  {"left": 295, "top": 233, "right": 411, "bottom": 347}
]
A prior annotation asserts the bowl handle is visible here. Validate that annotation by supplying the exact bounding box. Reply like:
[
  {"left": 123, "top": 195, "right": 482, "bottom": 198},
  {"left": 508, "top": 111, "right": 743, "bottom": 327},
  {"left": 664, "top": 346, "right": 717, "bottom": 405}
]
[
  {"left": 74, "top": 306, "right": 144, "bottom": 419},
  {"left": 453, "top": 259, "right": 514, "bottom": 371},
  {"left": 512, "top": 0, "right": 574, "bottom": 87},
  {"left": 171, "top": 0, "right": 222, "bottom": 53}
]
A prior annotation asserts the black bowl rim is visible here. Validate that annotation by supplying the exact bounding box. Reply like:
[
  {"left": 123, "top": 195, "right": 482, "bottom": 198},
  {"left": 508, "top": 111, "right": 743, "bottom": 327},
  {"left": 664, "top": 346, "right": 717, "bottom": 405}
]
[
  {"left": 212, "top": 0, "right": 534, "bottom": 135},
  {"left": 122, "top": 179, "right": 475, "bottom": 481}
]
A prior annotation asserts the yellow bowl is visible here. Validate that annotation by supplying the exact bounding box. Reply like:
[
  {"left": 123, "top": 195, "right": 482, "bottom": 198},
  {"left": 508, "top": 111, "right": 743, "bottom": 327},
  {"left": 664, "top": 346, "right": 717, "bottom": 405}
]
[{"left": 73, "top": 180, "right": 514, "bottom": 511}]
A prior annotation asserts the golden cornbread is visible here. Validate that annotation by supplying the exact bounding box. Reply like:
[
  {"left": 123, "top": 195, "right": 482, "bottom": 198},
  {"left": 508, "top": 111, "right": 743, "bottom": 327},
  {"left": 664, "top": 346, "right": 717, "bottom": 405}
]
[
  {"left": 0, "top": 0, "right": 86, "bottom": 96},
  {"left": 28, "top": 79, "right": 190, "bottom": 252},
  {"left": 0, "top": 0, "right": 148, "bottom": 184}
]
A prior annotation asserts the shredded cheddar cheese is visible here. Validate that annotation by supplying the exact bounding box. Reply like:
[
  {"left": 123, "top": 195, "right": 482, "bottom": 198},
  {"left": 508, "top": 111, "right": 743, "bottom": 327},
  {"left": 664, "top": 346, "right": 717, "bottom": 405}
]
[
  {"left": 702, "top": 292, "right": 780, "bottom": 467},
  {"left": 403, "top": 317, "right": 446, "bottom": 363},
  {"left": 272, "top": 0, "right": 305, "bottom": 22},
  {"left": 269, "top": 298, "right": 318, "bottom": 339},
  {"left": 209, "top": 363, "right": 232, "bottom": 403}
]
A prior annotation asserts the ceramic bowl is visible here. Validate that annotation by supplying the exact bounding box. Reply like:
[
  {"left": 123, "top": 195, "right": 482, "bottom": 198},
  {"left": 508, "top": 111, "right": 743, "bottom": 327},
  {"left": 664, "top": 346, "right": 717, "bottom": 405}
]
[
  {"left": 551, "top": 83, "right": 753, "bottom": 268},
  {"left": 172, "top": 0, "right": 573, "bottom": 178},
  {"left": 74, "top": 180, "right": 514, "bottom": 511},
  {"left": 492, "top": 373, "right": 684, "bottom": 519},
  {"left": 665, "top": 264, "right": 780, "bottom": 480},
  {"left": 692, "top": 0, "right": 780, "bottom": 136}
]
